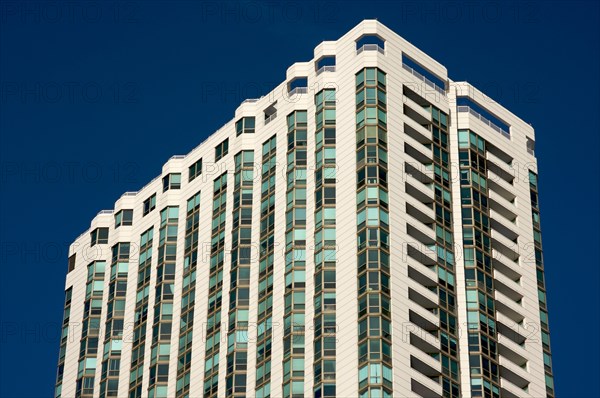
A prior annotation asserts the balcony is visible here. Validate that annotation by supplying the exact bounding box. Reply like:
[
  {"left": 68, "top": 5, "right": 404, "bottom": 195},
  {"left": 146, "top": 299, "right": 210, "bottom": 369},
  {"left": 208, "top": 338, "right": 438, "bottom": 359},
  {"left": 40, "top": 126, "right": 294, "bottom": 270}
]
[
  {"left": 495, "top": 290, "right": 525, "bottom": 325},
  {"left": 410, "top": 331, "right": 440, "bottom": 355},
  {"left": 500, "top": 377, "right": 527, "bottom": 398},
  {"left": 497, "top": 312, "right": 527, "bottom": 345},
  {"left": 500, "top": 357, "right": 531, "bottom": 390},
  {"left": 402, "top": 63, "right": 445, "bottom": 95},
  {"left": 407, "top": 242, "right": 437, "bottom": 267},
  {"left": 498, "top": 334, "right": 528, "bottom": 367},
  {"left": 405, "top": 162, "right": 434, "bottom": 186},
  {"left": 264, "top": 112, "right": 277, "bottom": 125},
  {"left": 492, "top": 249, "right": 521, "bottom": 281},
  {"left": 288, "top": 87, "right": 308, "bottom": 96},
  {"left": 411, "top": 378, "right": 442, "bottom": 398},
  {"left": 405, "top": 175, "right": 434, "bottom": 205},
  {"left": 486, "top": 151, "right": 514, "bottom": 183},
  {"left": 406, "top": 201, "right": 435, "bottom": 225},
  {"left": 526, "top": 137, "right": 535, "bottom": 156},
  {"left": 499, "top": 354, "right": 531, "bottom": 388},
  {"left": 488, "top": 169, "right": 516, "bottom": 202},
  {"left": 407, "top": 262, "right": 438, "bottom": 289},
  {"left": 410, "top": 347, "right": 441, "bottom": 378},
  {"left": 404, "top": 116, "right": 433, "bottom": 144},
  {"left": 409, "top": 309, "right": 438, "bottom": 334},
  {"left": 492, "top": 229, "right": 520, "bottom": 262},
  {"left": 408, "top": 279, "right": 438, "bottom": 310},
  {"left": 490, "top": 209, "right": 519, "bottom": 242},
  {"left": 488, "top": 144, "right": 514, "bottom": 165},
  {"left": 494, "top": 270, "right": 523, "bottom": 298},
  {"left": 264, "top": 101, "right": 278, "bottom": 126},
  {"left": 315, "top": 54, "right": 335, "bottom": 76},
  {"left": 489, "top": 190, "right": 517, "bottom": 222},
  {"left": 457, "top": 106, "right": 510, "bottom": 139},
  {"left": 316, "top": 65, "right": 336, "bottom": 75},
  {"left": 356, "top": 44, "right": 385, "bottom": 55},
  {"left": 406, "top": 215, "right": 436, "bottom": 246},
  {"left": 404, "top": 141, "right": 432, "bottom": 166},
  {"left": 403, "top": 94, "right": 432, "bottom": 125}
]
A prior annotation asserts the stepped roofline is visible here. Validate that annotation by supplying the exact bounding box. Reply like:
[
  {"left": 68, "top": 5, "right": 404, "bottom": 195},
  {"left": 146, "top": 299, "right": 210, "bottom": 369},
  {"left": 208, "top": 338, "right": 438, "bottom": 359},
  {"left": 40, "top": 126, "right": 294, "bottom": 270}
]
[{"left": 71, "top": 19, "right": 535, "bottom": 251}]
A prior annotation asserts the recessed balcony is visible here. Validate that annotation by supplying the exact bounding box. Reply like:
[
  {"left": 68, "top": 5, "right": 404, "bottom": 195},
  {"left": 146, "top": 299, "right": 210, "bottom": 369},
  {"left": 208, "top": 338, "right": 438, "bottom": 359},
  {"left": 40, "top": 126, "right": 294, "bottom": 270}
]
[
  {"left": 287, "top": 77, "right": 308, "bottom": 97},
  {"left": 288, "top": 87, "right": 307, "bottom": 96},
  {"left": 457, "top": 104, "right": 510, "bottom": 139},
  {"left": 263, "top": 102, "right": 277, "bottom": 125},
  {"left": 356, "top": 34, "right": 385, "bottom": 55},
  {"left": 411, "top": 378, "right": 442, "bottom": 398},
  {"left": 357, "top": 44, "right": 385, "bottom": 54},
  {"left": 402, "top": 63, "right": 445, "bottom": 95},
  {"left": 315, "top": 55, "right": 336, "bottom": 75}
]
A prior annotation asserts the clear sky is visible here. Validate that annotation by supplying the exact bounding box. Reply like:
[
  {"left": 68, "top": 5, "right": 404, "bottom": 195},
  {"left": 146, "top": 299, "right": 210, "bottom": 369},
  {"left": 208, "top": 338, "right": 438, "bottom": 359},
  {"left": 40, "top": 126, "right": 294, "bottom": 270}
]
[{"left": 1, "top": 1, "right": 598, "bottom": 397}]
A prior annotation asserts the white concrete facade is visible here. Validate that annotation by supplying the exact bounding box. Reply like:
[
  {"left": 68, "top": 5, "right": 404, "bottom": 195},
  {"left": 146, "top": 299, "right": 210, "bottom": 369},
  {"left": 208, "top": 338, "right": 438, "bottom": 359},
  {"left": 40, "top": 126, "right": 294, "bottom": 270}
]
[{"left": 55, "top": 20, "right": 553, "bottom": 398}]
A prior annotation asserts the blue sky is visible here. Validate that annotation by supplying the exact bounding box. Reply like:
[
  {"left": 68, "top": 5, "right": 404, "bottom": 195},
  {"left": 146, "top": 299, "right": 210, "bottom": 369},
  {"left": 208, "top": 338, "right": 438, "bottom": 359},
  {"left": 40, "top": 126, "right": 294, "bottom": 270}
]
[{"left": 1, "top": 1, "right": 598, "bottom": 396}]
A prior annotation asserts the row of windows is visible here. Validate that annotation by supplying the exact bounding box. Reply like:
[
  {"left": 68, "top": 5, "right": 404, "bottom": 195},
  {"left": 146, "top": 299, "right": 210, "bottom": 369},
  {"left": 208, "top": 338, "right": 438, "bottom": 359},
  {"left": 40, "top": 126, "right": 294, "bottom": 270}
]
[
  {"left": 226, "top": 151, "right": 255, "bottom": 397},
  {"left": 80, "top": 71, "right": 361, "bottom": 268},
  {"left": 147, "top": 207, "right": 179, "bottom": 395},
  {"left": 418, "top": 101, "right": 461, "bottom": 393},
  {"left": 55, "top": 287, "right": 73, "bottom": 397},
  {"left": 529, "top": 171, "right": 555, "bottom": 397},
  {"left": 129, "top": 227, "right": 154, "bottom": 397},
  {"left": 255, "top": 136, "right": 277, "bottom": 395},
  {"left": 85, "top": 135, "right": 223, "bottom": 239},
  {"left": 75, "top": 260, "right": 106, "bottom": 397},
  {"left": 458, "top": 130, "right": 502, "bottom": 397},
  {"left": 203, "top": 174, "right": 228, "bottom": 398},
  {"left": 283, "top": 111, "right": 308, "bottom": 397},
  {"left": 98, "top": 240, "right": 131, "bottom": 398},
  {"left": 313, "top": 89, "right": 337, "bottom": 397},
  {"left": 355, "top": 68, "right": 393, "bottom": 397}
]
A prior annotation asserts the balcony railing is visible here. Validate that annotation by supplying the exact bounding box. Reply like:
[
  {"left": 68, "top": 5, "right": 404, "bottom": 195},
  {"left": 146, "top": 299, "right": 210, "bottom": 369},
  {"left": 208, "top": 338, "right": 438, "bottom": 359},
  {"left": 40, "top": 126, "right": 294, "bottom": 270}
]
[
  {"left": 402, "top": 63, "right": 445, "bottom": 95},
  {"left": 457, "top": 106, "right": 510, "bottom": 139},
  {"left": 170, "top": 155, "right": 185, "bottom": 160},
  {"left": 264, "top": 111, "right": 277, "bottom": 125},
  {"left": 288, "top": 87, "right": 308, "bottom": 96},
  {"left": 97, "top": 210, "right": 114, "bottom": 215},
  {"left": 241, "top": 98, "right": 259, "bottom": 104},
  {"left": 357, "top": 44, "right": 385, "bottom": 55},
  {"left": 316, "top": 65, "right": 336, "bottom": 75}
]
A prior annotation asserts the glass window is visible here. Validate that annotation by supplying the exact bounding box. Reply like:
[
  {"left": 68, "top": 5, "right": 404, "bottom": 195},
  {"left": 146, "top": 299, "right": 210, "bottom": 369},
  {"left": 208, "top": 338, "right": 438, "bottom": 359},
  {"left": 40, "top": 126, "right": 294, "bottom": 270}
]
[
  {"left": 68, "top": 253, "right": 76, "bottom": 273},
  {"left": 189, "top": 158, "right": 203, "bottom": 182},
  {"left": 163, "top": 173, "right": 182, "bottom": 192},
  {"left": 236, "top": 117, "right": 256, "bottom": 135},
  {"left": 356, "top": 70, "right": 365, "bottom": 88},
  {"left": 143, "top": 194, "right": 157, "bottom": 216},
  {"left": 529, "top": 171, "right": 538, "bottom": 189},
  {"left": 458, "top": 130, "right": 469, "bottom": 148},
  {"left": 90, "top": 227, "right": 109, "bottom": 246},
  {"left": 215, "top": 138, "right": 229, "bottom": 161},
  {"left": 114, "top": 209, "right": 133, "bottom": 228}
]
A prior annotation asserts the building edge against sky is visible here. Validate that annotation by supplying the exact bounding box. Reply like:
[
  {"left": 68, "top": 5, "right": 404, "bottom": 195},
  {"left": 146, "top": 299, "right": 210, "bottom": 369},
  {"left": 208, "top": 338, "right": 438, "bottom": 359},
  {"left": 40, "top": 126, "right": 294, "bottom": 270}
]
[{"left": 55, "top": 20, "right": 555, "bottom": 398}]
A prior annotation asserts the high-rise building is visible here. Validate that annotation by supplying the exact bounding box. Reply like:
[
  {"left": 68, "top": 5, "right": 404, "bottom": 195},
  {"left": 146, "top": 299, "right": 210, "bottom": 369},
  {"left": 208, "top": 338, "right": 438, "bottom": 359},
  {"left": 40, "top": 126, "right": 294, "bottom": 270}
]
[{"left": 54, "top": 20, "right": 555, "bottom": 398}]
